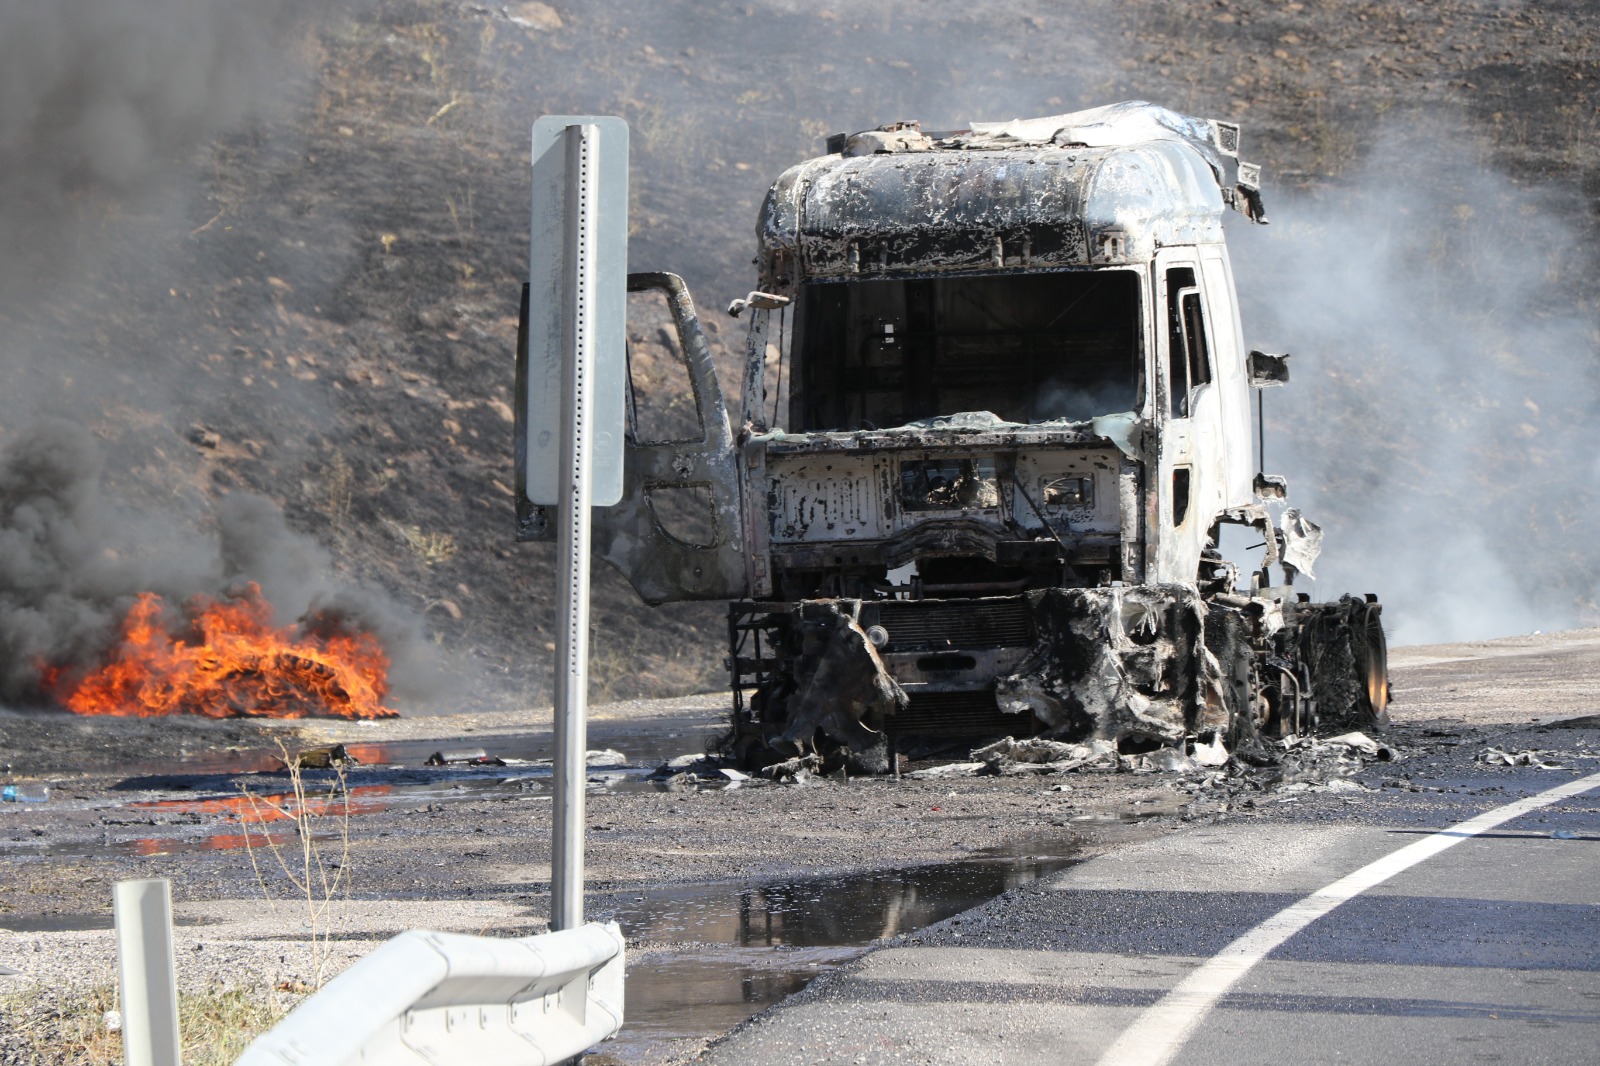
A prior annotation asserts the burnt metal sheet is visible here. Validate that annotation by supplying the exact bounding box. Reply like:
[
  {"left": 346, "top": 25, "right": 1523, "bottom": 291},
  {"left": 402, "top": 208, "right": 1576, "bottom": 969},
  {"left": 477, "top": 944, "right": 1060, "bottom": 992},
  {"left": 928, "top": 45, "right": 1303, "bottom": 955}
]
[
  {"left": 962, "top": 100, "right": 1264, "bottom": 221},
  {"left": 1280, "top": 507, "right": 1324, "bottom": 578},
  {"left": 753, "top": 411, "right": 1136, "bottom": 456}
]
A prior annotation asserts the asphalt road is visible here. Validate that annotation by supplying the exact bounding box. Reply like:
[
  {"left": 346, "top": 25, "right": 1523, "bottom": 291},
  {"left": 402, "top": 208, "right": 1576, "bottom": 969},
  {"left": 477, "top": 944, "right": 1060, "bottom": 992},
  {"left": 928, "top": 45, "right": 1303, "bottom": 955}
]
[{"left": 699, "top": 757, "right": 1600, "bottom": 1064}]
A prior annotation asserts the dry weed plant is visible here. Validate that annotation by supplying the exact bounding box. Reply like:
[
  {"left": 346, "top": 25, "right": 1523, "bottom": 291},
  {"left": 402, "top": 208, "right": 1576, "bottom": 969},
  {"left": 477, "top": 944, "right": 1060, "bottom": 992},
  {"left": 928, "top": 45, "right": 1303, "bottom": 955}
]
[
  {"left": 444, "top": 183, "right": 476, "bottom": 241},
  {"left": 387, "top": 520, "right": 459, "bottom": 565},
  {"left": 239, "top": 741, "right": 353, "bottom": 989},
  {"left": 322, "top": 452, "right": 355, "bottom": 535}
]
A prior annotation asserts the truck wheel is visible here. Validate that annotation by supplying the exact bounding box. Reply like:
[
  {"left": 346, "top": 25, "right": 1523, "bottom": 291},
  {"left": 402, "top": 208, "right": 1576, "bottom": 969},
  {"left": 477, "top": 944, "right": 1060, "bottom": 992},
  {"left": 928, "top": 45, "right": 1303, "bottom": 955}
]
[
  {"left": 1298, "top": 601, "right": 1366, "bottom": 733},
  {"left": 1351, "top": 600, "right": 1390, "bottom": 730}
]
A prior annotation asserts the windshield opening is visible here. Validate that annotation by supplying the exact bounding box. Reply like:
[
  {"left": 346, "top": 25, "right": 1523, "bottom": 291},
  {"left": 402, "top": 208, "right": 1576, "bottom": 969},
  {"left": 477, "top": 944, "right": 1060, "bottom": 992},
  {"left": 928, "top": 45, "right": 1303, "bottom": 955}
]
[{"left": 789, "top": 269, "right": 1144, "bottom": 432}]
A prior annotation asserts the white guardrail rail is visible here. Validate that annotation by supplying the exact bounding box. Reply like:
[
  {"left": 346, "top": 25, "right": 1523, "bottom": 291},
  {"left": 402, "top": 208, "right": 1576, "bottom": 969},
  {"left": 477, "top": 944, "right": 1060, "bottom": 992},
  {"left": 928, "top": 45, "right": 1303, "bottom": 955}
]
[{"left": 235, "top": 922, "right": 625, "bottom": 1066}]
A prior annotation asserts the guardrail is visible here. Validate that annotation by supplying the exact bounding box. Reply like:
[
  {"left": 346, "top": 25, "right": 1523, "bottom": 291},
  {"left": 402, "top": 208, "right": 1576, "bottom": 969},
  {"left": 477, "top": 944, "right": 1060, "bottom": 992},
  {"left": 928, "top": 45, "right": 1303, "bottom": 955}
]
[{"left": 235, "top": 922, "right": 625, "bottom": 1065}]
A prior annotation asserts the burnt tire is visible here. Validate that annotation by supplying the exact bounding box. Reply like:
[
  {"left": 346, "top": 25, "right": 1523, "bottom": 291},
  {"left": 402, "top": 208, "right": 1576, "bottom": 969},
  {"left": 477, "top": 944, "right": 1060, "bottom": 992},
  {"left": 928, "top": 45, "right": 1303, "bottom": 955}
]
[
  {"left": 1349, "top": 598, "right": 1391, "bottom": 731},
  {"left": 1299, "top": 596, "right": 1390, "bottom": 734}
]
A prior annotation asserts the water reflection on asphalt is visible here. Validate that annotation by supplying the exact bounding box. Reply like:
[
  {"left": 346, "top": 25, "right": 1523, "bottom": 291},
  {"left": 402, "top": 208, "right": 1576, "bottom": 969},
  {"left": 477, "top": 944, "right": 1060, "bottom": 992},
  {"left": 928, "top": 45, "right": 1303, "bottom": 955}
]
[{"left": 590, "top": 849, "right": 1080, "bottom": 1062}]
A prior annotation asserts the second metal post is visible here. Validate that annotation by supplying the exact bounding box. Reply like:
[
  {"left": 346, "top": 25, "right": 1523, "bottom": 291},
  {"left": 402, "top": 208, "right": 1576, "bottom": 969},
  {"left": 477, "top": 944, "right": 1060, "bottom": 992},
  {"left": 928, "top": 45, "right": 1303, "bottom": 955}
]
[{"left": 114, "top": 877, "right": 182, "bottom": 1066}]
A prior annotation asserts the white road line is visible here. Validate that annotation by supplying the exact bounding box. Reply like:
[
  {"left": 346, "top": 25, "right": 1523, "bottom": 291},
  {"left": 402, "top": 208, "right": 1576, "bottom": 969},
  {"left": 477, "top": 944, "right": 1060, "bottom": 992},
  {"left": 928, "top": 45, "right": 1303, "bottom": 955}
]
[{"left": 1095, "top": 769, "right": 1600, "bottom": 1066}]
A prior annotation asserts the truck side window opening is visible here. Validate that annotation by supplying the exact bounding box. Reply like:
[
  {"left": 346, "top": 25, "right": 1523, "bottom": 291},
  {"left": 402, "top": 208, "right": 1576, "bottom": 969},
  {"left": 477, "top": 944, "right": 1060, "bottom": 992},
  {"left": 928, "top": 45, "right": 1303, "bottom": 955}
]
[
  {"left": 1181, "top": 289, "right": 1212, "bottom": 395},
  {"left": 1164, "top": 267, "right": 1212, "bottom": 418},
  {"left": 791, "top": 270, "right": 1143, "bottom": 432}
]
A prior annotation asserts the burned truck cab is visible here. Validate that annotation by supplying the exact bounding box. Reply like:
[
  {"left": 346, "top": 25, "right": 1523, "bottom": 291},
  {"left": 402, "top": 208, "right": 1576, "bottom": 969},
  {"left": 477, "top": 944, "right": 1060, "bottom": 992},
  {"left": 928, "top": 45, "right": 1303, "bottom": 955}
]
[
  {"left": 744, "top": 108, "right": 1259, "bottom": 599},
  {"left": 718, "top": 103, "right": 1384, "bottom": 766},
  {"left": 520, "top": 102, "right": 1388, "bottom": 771}
]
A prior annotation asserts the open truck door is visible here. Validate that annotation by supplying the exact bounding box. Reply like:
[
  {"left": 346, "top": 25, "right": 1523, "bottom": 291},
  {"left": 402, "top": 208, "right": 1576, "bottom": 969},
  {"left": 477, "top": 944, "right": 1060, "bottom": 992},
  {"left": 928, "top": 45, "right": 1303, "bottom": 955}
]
[{"left": 516, "top": 271, "right": 747, "bottom": 604}]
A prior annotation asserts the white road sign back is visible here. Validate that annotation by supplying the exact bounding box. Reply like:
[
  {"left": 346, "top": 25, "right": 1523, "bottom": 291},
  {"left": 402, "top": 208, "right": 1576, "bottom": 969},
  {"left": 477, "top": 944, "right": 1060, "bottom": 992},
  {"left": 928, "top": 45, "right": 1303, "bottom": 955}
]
[{"left": 523, "top": 116, "right": 628, "bottom": 507}]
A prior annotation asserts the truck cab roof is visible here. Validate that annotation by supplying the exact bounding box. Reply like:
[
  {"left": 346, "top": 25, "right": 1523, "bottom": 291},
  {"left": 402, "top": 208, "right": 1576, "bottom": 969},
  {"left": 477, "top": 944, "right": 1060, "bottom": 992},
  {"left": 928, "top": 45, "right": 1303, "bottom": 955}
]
[{"left": 757, "top": 100, "right": 1265, "bottom": 291}]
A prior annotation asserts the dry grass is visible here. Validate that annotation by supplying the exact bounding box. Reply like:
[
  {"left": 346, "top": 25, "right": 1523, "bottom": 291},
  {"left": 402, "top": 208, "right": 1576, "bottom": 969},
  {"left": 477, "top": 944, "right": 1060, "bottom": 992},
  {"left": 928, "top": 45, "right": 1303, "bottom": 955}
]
[
  {"left": 588, "top": 623, "right": 725, "bottom": 703},
  {"left": 0, "top": 982, "right": 292, "bottom": 1066}
]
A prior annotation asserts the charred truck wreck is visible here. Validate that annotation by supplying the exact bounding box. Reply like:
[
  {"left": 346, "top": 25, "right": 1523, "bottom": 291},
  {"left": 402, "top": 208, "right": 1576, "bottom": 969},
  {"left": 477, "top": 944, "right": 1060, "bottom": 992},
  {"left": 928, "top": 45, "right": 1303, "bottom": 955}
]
[{"left": 517, "top": 101, "right": 1389, "bottom": 772}]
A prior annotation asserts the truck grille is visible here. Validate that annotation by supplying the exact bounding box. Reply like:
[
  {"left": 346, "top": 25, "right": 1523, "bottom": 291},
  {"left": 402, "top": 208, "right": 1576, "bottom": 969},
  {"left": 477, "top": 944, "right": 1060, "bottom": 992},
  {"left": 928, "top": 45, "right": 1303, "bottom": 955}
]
[
  {"left": 869, "top": 598, "right": 1034, "bottom": 650},
  {"left": 890, "top": 689, "right": 1039, "bottom": 738}
]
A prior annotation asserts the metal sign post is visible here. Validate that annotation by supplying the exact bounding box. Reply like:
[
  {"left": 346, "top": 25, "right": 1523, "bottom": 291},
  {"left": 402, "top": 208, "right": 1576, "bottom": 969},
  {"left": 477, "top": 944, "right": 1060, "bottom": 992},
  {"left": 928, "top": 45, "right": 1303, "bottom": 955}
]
[{"left": 526, "top": 116, "right": 628, "bottom": 932}]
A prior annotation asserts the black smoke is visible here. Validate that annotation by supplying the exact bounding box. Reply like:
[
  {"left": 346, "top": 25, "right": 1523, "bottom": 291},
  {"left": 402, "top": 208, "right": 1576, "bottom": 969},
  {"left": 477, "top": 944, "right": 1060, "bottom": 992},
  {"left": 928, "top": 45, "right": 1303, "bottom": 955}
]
[
  {"left": 0, "top": 419, "right": 439, "bottom": 709},
  {"left": 0, "top": 1, "right": 329, "bottom": 291},
  {"left": 0, "top": 2, "right": 446, "bottom": 713}
]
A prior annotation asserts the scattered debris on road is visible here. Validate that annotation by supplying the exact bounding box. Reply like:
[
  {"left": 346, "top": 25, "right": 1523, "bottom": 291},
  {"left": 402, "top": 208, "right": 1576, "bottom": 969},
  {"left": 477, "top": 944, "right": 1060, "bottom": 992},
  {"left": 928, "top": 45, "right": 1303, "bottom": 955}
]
[
  {"left": 424, "top": 748, "right": 506, "bottom": 766},
  {"left": 1478, "top": 746, "right": 1568, "bottom": 769},
  {"left": 277, "top": 744, "right": 357, "bottom": 770}
]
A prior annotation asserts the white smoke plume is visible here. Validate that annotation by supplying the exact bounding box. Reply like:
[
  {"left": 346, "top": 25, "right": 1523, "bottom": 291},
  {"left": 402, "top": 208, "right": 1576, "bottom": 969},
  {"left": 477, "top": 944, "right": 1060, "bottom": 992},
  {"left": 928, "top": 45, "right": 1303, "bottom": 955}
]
[{"left": 1229, "top": 127, "right": 1599, "bottom": 645}]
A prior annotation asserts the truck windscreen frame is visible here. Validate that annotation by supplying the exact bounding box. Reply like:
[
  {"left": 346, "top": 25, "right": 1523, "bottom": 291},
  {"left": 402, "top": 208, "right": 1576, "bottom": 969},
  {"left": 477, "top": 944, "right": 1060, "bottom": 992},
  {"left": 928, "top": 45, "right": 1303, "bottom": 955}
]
[{"left": 788, "top": 269, "right": 1145, "bottom": 432}]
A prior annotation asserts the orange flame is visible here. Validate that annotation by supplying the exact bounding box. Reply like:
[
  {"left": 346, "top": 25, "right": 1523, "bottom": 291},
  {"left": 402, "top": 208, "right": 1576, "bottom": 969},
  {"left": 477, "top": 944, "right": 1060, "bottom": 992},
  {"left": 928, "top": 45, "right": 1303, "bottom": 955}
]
[{"left": 53, "top": 584, "right": 397, "bottom": 719}]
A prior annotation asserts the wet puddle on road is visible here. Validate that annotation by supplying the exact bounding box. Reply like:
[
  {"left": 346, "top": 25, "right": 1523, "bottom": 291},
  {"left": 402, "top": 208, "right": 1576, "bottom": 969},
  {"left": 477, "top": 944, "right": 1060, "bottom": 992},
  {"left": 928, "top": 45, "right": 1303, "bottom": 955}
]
[
  {"left": 9, "top": 724, "right": 723, "bottom": 860},
  {"left": 590, "top": 847, "right": 1080, "bottom": 1062},
  {"left": 120, "top": 717, "right": 720, "bottom": 780},
  {"left": 4, "top": 768, "right": 733, "bottom": 862}
]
